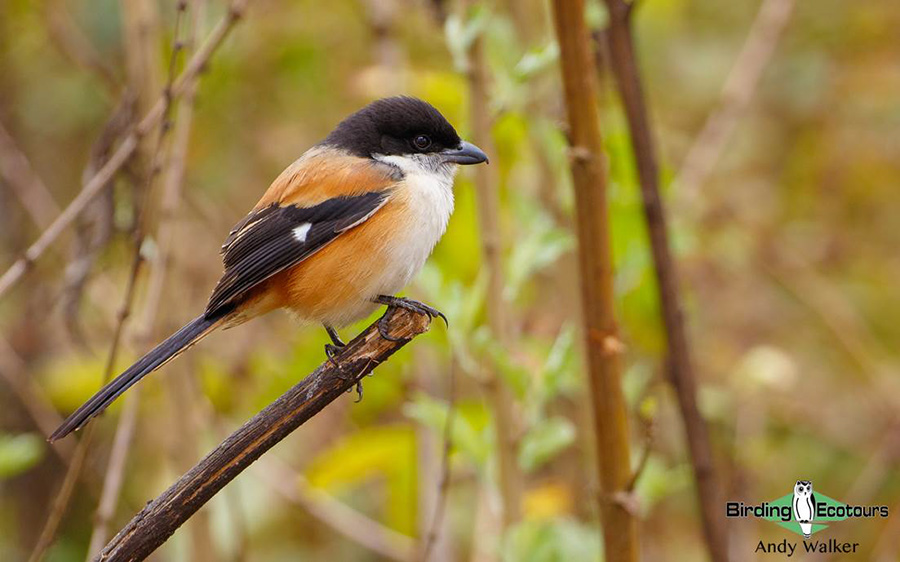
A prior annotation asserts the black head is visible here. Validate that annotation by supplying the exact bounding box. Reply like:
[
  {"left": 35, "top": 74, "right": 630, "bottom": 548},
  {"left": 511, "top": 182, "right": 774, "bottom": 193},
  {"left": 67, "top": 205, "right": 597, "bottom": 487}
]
[{"left": 323, "top": 97, "right": 487, "bottom": 165}]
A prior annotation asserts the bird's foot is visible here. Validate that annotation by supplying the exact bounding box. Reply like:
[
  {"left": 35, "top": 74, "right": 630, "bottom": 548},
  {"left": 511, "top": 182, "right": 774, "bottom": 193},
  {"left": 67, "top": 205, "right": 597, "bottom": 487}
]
[
  {"left": 345, "top": 380, "right": 363, "bottom": 403},
  {"left": 374, "top": 295, "right": 447, "bottom": 341},
  {"left": 324, "top": 343, "right": 344, "bottom": 367},
  {"left": 324, "top": 325, "right": 346, "bottom": 367},
  {"left": 344, "top": 375, "right": 373, "bottom": 403}
]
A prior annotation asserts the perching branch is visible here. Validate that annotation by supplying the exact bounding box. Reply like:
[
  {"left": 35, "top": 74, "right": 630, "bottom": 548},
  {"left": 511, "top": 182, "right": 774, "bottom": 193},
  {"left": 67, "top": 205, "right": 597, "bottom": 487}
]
[
  {"left": 94, "top": 307, "right": 432, "bottom": 562},
  {"left": 600, "top": 1, "right": 728, "bottom": 560},
  {"left": 0, "top": 0, "right": 249, "bottom": 300},
  {"left": 549, "top": 1, "right": 638, "bottom": 561}
]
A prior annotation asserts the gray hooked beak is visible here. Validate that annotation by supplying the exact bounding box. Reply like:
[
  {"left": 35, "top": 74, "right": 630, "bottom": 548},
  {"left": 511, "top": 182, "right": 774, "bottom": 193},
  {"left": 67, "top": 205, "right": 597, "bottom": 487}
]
[{"left": 441, "top": 141, "right": 489, "bottom": 165}]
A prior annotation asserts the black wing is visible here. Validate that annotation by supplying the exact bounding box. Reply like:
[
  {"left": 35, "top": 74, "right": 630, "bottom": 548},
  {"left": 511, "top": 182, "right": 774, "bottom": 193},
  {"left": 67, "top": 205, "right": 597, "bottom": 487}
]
[{"left": 206, "top": 191, "right": 390, "bottom": 316}]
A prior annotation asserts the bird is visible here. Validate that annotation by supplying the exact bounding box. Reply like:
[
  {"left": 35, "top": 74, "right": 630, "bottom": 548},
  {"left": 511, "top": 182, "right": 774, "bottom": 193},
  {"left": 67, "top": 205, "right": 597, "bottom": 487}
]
[
  {"left": 49, "top": 96, "right": 488, "bottom": 442},
  {"left": 792, "top": 480, "right": 816, "bottom": 539}
]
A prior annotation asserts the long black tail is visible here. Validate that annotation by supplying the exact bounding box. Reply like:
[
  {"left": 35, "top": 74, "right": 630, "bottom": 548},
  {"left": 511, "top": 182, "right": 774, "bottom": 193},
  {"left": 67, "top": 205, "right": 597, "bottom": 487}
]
[{"left": 49, "top": 314, "right": 224, "bottom": 441}]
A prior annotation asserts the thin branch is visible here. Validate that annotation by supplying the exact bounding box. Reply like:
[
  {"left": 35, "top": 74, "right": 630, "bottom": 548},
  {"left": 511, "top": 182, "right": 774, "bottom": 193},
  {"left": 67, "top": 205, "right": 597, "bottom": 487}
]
[
  {"left": 61, "top": 92, "right": 135, "bottom": 349},
  {"left": 0, "top": 335, "right": 75, "bottom": 463},
  {"left": 0, "top": 0, "right": 249, "bottom": 300},
  {"left": 673, "top": 0, "right": 795, "bottom": 203},
  {"left": 463, "top": 0, "right": 522, "bottom": 528},
  {"left": 94, "top": 307, "right": 432, "bottom": 562},
  {"left": 32, "top": 2, "right": 185, "bottom": 545},
  {"left": 27, "top": 230, "right": 146, "bottom": 562},
  {"left": 0, "top": 120, "right": 62, "bottom": 228},
  {"left": 27, "top": 425, "right": 96, "bottom": 562},
  {"left": 624, "top": 415, "right": 654, "bottom": 493},
  {"left": 85, "top": 391, "right": 139, "bottom": 559},
  {"left": 418, "top": 359, "right": 457, "bottom": 562},
  {"left": 549, "top": 1, "right": 638, "bottom": 561},
  {"left": 256, "top": 457, "right": 416, "bottom": 562},
  {"left": 601, "top": 1, "right": 728, "bottom": 560},
  {"left": 87, "top": 2, "right": 194, "bottom": 555}
]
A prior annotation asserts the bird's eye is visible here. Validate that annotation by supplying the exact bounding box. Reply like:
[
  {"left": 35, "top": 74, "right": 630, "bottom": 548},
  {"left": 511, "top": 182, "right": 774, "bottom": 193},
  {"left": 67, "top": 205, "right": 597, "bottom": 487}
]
[{"left": 413, "top": 135, "right": 431, "bottom": 150}]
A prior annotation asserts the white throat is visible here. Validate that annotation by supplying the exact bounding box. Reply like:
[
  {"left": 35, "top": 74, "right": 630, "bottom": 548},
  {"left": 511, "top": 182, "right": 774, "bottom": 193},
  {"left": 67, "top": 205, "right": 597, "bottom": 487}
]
[{"left": 371, "top": 152, "right": 457, "bottom": 291}]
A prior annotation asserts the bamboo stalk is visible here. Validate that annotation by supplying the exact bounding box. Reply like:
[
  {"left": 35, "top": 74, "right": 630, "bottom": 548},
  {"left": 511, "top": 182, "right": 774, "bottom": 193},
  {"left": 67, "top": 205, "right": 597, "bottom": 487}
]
[{"left": 549, "top": 1, "right": 638, "bottom": 561}]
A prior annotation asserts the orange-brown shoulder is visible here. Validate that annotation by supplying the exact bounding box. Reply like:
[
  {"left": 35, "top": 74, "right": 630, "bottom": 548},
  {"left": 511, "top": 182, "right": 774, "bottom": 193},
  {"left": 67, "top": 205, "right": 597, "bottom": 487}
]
[{"left": 254, "top": 146, "right": 400, "bottom": 209}]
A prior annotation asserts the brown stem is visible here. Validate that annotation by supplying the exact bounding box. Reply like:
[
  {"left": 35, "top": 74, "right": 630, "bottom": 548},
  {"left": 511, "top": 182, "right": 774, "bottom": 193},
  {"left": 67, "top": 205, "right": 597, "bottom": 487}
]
[
  {"left": 27, "top": 425, "right": 96, "bottom": 562},
  {"left": 464, "top": 3, "right": 522, "bottom": 528},
  {"left": 28, "top": 240, "right": 146, "bottom": 562},
  {"left": 418, "top": 357, "right": 457, "bottom": 562},
  {"left": 86, "top": 1, "right": 193, "bottom": 554},
  {"left": 549, "top": 1, "right": 638, "bottom": 560},
  {"left": 85, "top": 391, "right": 140, "bottom": 559},
  {"left": 601, "top": 1, "right": 728, "bottom": 560},
  {"left": 93, "top": 307, "right": 431, "bottom": 562}
]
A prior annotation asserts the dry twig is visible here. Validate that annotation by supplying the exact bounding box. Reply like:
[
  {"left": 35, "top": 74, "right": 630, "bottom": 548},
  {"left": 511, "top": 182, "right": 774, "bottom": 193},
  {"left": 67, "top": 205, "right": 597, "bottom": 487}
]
[
  {"left": 0, "top": 120, "right": 61, "bottom": 228},
  {"left": 0, "top": 0, "right": 249, "bottom": 300},
  {"left": 600, "top": 0, "right": 728, "bottom": 559},
  {"left": 27, "top": 229, "right": 146, "bottom": 562},
  {"left": 94, "top": 307, "right": 432, "bottom": 562},
  {"left": 418, "top": 360, "right": 457, "bottom": 562},
  {"left": 257, "top": 457, "right": 416, "bottom": 562},
  {"left": 86, "top": 2, "right": 196, "bottom": 555}
]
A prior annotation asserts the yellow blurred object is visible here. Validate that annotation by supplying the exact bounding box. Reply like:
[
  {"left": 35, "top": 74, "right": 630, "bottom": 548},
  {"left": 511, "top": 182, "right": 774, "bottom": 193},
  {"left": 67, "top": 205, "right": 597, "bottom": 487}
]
[
  {"left": 523, "top": 481, "right": 573, "bottom": 520},
  {"left": 40, "top": 355, "right": 123, "bottom": 413}
]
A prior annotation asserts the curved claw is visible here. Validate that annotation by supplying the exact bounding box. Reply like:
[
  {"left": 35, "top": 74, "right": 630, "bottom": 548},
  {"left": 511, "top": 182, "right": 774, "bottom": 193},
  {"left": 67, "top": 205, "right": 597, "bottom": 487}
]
[
  {"left": 374, "top": 295, "right": 449, "bottom": 328},
  {"left": 377, "top": 312, "right": 405, "bottom": 342},
  {"left": 324, "top": 343, "right": 344, "bottom": 367}
]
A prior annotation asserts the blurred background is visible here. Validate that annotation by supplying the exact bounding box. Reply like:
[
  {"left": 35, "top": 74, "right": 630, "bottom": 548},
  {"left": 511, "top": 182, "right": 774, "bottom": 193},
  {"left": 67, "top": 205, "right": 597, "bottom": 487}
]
[{"left": 1, "top": 0, "right": 899, "bottom": 560}]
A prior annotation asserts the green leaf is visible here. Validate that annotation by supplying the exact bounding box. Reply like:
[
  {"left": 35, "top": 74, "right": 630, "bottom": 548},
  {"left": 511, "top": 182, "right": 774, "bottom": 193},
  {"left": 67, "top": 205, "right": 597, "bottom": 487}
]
[
  {"left": 504, "top": 219, "right": 574, "bottom": 303},
  {"left": 514, "top": 42, "right": 559, "bottom": 80},
  {"left": 518, "top": 417, "right": 576, "bottom": 472},
  {"left": 443, "top": 5, "right": 491, "bottom": 73},
  {"left": 0, "top": 434, "right": 45, "bottom": 478},
  {"left": 538, "top": 324, "right": 581, "bottom": 404},
  {"left": 404, "top": 393, "right": 491, "bottom": 471}
]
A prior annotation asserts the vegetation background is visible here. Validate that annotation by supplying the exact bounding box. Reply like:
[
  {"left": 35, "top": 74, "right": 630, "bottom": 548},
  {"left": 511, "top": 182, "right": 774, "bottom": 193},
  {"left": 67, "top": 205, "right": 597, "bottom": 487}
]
[{"left": 1, "top": 0, "right": 898, "bottom": 560}]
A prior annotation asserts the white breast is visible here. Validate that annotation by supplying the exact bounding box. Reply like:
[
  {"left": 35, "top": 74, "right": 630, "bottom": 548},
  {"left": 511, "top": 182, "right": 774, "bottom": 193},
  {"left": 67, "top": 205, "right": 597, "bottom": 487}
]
[{"left": 371, "top": 153, "right": 456, "bottom": 295}]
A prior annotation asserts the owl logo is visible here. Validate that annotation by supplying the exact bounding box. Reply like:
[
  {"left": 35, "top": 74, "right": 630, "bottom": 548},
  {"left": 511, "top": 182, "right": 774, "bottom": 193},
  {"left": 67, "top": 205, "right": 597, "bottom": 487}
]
[{"left": 792, "top": 480, "right": 816, "bottom": 539}]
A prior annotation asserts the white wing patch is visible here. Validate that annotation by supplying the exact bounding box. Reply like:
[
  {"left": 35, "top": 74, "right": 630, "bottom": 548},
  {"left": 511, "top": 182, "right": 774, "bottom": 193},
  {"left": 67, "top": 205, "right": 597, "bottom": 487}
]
[{"left": 293, "top": 223, "right": 312, "bottom": 242}]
